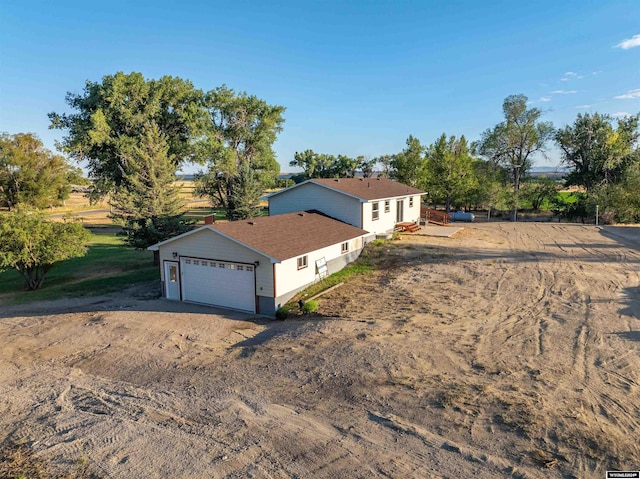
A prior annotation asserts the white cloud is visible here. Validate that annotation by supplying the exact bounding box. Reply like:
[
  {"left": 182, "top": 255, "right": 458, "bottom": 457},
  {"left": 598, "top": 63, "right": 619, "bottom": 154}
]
[
  {"left": 551, "top": 90, "right": 577, "bottom": 94},
  {"left": 560, "top": 77, "right": 569, "bottom": 82},
  {"left": 565, "top": 72, "right": 577, "bottom": 76},
  {"left": 615, "top": 34, "right": 640, "bottom": 49},
  {"left": 612, "top": 112, "right": 632, "bottom": 117},
  {"left": 576, "top": 105, "right": 592, "bottom": 109},
  {"left": 538, "top": 96, "right": 551, "bottom": 102},
  {"left": 577, "top": 75, "right": 585, "bottom": 79},
  {"left": 614, "top": 88, "right": 640, "bottom": 99}
]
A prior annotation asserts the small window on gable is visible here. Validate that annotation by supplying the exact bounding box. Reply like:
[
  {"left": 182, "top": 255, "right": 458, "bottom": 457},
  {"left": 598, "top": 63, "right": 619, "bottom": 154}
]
[
  {"left": 341, "top": 242, "right": 349, "bottom": 254},
  {"left": 409, "top": 197, "right": 414, "bottom": 207},
  {"left": 372, "top": 202, "right": 379, "bottom": 221},
  {"left": 384, "top": 200, "right": 390, "bottom": 213},
  {"left": 297, "top": 255, "right": 308, "bottom": 270}
]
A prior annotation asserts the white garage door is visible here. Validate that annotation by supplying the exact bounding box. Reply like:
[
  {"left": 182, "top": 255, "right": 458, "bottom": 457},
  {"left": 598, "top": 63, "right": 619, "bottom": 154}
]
[{"left": 180, "top": 257, "right": 256, "bottom": 313}]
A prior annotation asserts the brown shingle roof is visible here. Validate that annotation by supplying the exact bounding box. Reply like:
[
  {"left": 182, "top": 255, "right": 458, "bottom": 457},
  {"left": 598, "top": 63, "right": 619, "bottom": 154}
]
[
  {"left": 309, "top": 177, "right": 424, "bottom": 200},
  {"left": 211, "top": 211, "right": 369, "bottom": 261}
]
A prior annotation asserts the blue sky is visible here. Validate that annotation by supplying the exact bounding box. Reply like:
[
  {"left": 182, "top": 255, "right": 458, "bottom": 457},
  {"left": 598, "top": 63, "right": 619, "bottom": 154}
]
[{"left": 1, "top": 0, "right": 638, "bottom": 172}]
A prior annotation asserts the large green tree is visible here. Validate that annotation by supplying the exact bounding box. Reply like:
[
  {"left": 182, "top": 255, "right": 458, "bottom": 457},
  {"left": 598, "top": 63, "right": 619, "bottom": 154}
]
[
  {"left": 555, "top": 113, "right": 640, "bottom": 191},
  {"left": 290, "top": 150, "right": 335, "bottom": 179},
  {"left": 49, "top": 72, "right": 208, "bottom": 199},
  {"left": 423, "top": 134, "right": 475, "bottom": 212},
  {"left": 391, "top": 135, "right": 425, "bottom": 187},
  {"left": 109, "top": 123, "right": 191, "bottom": 248},
  {"left": 0, "top": 210, "right": 91, "bottom": 290},
  {"left": 0, "top": 133, "right": 82, "bottom": 210},
  {"left": 290, "top": 151, "right": 375, "bottom": 179},
  {"left": 477, "top": 95, "right": 554, "bottom": 193},
  {"left": 196, "top": 86, "right": 285, "bottom": 220},
  {"left": 477, "top": 94, "right": 554, "bottom": 220}
]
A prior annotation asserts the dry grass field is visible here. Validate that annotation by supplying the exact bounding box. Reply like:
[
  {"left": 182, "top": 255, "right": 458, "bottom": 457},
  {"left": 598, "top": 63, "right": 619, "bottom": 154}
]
[{"left": 0, "top": 223, "right": 638, "bottom": 478}]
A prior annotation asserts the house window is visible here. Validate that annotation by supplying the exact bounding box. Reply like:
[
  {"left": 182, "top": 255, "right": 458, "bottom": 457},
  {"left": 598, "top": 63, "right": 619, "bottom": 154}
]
[
  {"left": 409, "top": 197, "right": 414, "bottom": 207},
  {"left": 219, "top": 262, "right": 226, "bottom": 268},
  {"left": 247, "top": 265, "right": 253, "bottom": 272},
  {"left": 297, "top": 255, "right": 308, "bottom": 270},
  {"left": 341, "top": 242, "right": 349, "bottom": 254},
  {"left": 185, "top": 259, "right": 191, "bottom": 265},
  {"left": 372, "top": 202, "right": 379, "bottom": 221},
  {"left": 237, "top": 265, "right": 244, "bottom": 271},
  {"left": 193, "top": 260, "right": 200, "bottom": 266},
  {"left": 384, "top": 200, "right": 390, "bottom": 213}
]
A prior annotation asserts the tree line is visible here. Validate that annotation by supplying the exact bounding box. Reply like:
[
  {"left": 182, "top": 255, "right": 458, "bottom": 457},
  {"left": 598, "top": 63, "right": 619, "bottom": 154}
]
[
  {"left": 1, "top": 74, "right": 639, "bottom": 290},
  {"left": 290, "top": 94, "right": 639, "bottom": 222}
]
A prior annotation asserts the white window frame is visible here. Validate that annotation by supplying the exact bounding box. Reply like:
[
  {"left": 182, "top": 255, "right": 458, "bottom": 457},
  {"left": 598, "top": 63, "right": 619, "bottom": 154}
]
[
  {"left": 384, "top": 200, "right": 390, "bottom": 213},
  {"left": 341, "top": 242, "right": 349, "bottom": 254},
  {"left": 372, "top": 202, "right": 380, "bottom": 221},
  {"left": 297, "top": 255, "right": 308, "bottom": 270},
  {"left": 409, "top": 196, "right": 414, "bottom": 207}
]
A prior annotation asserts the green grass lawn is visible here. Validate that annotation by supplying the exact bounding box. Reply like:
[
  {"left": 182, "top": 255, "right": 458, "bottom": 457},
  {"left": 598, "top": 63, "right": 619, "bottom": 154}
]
[{"left": 0, "top": 230, "right": 158, "bottom": 305}]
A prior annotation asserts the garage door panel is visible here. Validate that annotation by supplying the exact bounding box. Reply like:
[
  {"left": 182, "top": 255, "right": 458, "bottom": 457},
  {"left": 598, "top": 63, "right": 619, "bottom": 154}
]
[{"left": 180, "top": 258, "right": 255, "bottom": 313}]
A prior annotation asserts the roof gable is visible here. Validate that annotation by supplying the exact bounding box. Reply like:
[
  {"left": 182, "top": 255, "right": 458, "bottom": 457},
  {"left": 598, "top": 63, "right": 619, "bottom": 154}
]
[
  {"left": 266, "top": 178, "right": 425, "bottom": 202},
  {"left": 149, "top": 211, "right": 369, "bottom": 262}
]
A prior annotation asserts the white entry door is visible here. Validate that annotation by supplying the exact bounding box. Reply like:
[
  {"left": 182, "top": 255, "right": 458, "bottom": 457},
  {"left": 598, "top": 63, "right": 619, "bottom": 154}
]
[
  {"left": 164, "top": 261, "right": 181, "bottom": 300},
  {"left": 180, "top": 257, "right": 256, "bottom": 313}
]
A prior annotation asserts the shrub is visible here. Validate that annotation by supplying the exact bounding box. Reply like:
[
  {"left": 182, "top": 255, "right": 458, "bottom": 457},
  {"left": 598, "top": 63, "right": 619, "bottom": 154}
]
[
  {"left": 301, "top": 300, "right": 318, "bottom": 313},
  {"left": 275, "top": 306, "right": 291, "bottom": 320}
]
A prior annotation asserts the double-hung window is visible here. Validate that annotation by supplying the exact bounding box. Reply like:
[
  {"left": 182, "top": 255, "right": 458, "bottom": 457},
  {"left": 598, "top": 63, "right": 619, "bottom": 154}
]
[
  {"left": 372, "top": 202, "right": 380, "bottom": 221},
  {"left": 297, "top": 255, "right": 308, "bottom": 270}
]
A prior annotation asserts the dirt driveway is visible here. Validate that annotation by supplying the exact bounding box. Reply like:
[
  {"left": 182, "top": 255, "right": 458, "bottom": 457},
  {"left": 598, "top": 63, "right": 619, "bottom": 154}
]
[{"left": 1, "top": 222, "right": 638, "bottom": 478}]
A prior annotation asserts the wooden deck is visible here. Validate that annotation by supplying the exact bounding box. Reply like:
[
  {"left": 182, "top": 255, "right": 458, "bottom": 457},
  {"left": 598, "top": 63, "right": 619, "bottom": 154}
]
[{"left": 420, "top": 207, "right": 452, "bottom": 226}]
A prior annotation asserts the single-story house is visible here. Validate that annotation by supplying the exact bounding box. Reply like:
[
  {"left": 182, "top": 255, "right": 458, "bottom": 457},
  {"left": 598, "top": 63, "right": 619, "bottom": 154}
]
[
  {"left": 266, "top": 178, "right": 425, "bottom": 235},
  {"left": 148, "top": 211, "right": 372, "bottom": 316}
]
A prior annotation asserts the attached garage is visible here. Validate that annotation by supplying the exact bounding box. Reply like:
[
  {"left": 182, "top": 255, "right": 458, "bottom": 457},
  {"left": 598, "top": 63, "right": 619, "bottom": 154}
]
[
  {"left": 180, "top": 257, "right": 256, "bottom": 313},
  {"left": 148, "top": 211, "right": 372, "bottom": 317}
]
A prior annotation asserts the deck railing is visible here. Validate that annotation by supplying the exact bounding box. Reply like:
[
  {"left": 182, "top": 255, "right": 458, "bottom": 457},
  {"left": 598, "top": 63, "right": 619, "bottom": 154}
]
[{"left": 421, "top": 207, "right": 452, "bottom": 226}]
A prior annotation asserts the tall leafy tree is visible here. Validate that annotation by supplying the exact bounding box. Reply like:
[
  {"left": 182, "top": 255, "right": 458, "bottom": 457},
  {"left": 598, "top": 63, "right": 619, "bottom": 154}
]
[
  {"left": 0, "top": 209, "right": 91, "bottom": 290},
  {"left": 109, "top": 123, "right": 191, "bottom": 248},
  {"left": 358, "top": 156, "right": 377, "bottom": 178},
  {"left": 555, "top": 113, "right": 640, "bottom": 191},
  {"left": 49, "top": 72, "right": 208, "bottom": 199},
  {"left": 290, "top": 150, "right": 333, "bottom": 179},
  {"left": 477, "top": 95, "right": 554, "bottom": 193},
  {"left": 391, "top": 135, "right": 425, "bottom": 187},
  {"left": 196, "top": 86, "right": 285, "bottom": 220},
  {"left": 375, "top": 154, "right": 393, "bottom": 178},
  {"left": 0, "top": 133, "right": 80, "bottom": 210},
  {"left": 477, "top": 94, "right": 554, "bottom": 220},
  {"left": 423, "top": 134, "right": 475, "bottom": 212}
]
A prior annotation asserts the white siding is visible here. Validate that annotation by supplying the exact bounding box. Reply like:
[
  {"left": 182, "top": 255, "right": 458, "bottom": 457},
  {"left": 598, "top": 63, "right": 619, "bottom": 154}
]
[
  {"left": 274, "top": 236, "right": 365, "bottom": 297},
  {"left": 361, "top": 194, "right": 423, "bottom": 234},
  {"left": 406, "top": 194, "right": 422, "bottom": 224},
  {"left": 269, "top": 183, "right": 362, "bottom": 227},
  {"left": 157, "top": 229, "right": 274, "bottom": 298}
]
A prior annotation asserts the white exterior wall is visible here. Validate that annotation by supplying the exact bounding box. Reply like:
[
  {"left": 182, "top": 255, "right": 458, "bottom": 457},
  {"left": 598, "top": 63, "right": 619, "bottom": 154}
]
[
  {"left": 157, "top": 229, "right": 274, "bottom": 298},
  {"left": 273, "top": 236, "right": 365, "bottom": 302},
  {"left": 406, "top": 194, "right": 422, "bottom": 224},
  {"left": 269, "top": 183, "right": 363, "bottom": 227},
  {"left": 361, "top": 194, "right": 423, "bottom": 234}
]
